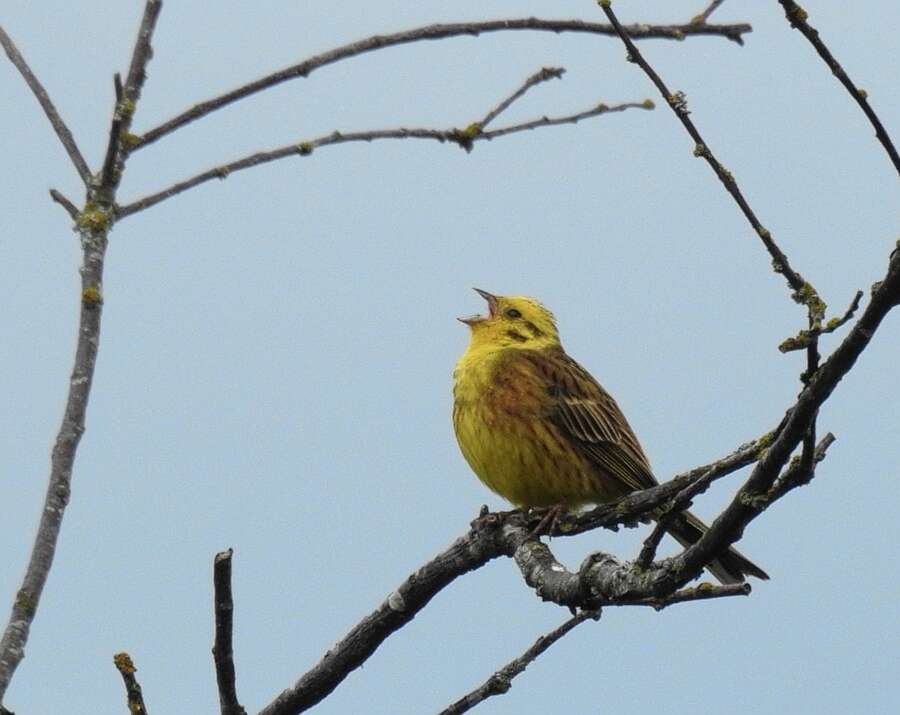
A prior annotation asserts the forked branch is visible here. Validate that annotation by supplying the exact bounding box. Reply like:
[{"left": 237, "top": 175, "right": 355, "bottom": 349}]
[
  {"left": 0, "top": 1, "right": 162, "bottom": 706},
  {"left": 255, "top": 432, "right": 767, "bottom": 715},
  {"left": 599, "top": 0, "right": 808, "bottom": 297},
  {"left": 117, "top": 98, "right": 652, "bottom": 219}
]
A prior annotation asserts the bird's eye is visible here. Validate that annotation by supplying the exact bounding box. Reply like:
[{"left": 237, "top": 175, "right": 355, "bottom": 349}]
[{"left": 505, "top": 308, "right": 522, "bottom": 319}]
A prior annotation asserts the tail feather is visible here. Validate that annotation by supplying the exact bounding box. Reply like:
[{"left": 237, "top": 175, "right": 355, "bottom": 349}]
[{"left": 666, "top": 510, "right": 769, "bottom": 585}]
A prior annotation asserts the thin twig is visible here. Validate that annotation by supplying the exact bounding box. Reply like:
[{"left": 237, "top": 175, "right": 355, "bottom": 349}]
[
  {"left": 769, "top": 432, "right": 835, "bottom": 501},
  {"left": 779, "top": 290, "right": 863, "bottom": 353},
  {"left": 627, "top": 581, "right": 750, "bottom": 611},
  {"left": 435, "top": 579, "right": 747, "bottom": 715},
  {"left": 49, "top": 189, "right": 79, "bottom": 220},
  {"left": 691, "top": 0, "right": 726, "bottom": 25},
  {"left": 0, "top": 25, "right": 91, "bottom": 184},
  {"left": 101, "top": 1, "right": 163, "bottom": 189},
  {"left": 636, "top": 515, "right": 673, "bottom": 570},
  {"left": 565, "top": 435, "right": 763, "bottom": 537},
  {"left": 633, "top": 434, "right": 770, "bottom": 569},
  {"left": 634, "top": 453, "right": 749, "bottom": 569},
  {"left": 777, "top": 0, "right": 900, "bottom": 177},
  {"left": 437, "top": 610, "right": 600, "bottom": 715},
  {"left": 113, "top": 652, "right": 150, "bottom": 715},
  {"left": 131, "top": 17, "right": 751, "bottom": 150},
  {"left": 101, "top": 74, "right": 126, "bottom": 188},
  {"left": 475, "top": 101, "right": 649, "bottom": 142},
  {"left": 117, "top": 100, "right": 651, "bottom": 218},
  {"left": 0, "top": 2, "right": 163, "bottom": 705},
  {"left": 213, "top": 550, "right": 247, "bottom": 715},
  {"left": 598, "top": 1, "right": 815, "bottom": 307},
  {"left": 478, "top": 66, "right": 564, "bottom": 129}
]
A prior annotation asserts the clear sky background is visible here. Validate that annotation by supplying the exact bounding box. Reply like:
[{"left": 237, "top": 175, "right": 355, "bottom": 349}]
[{"left": 2, "top": 1, "right": 898, "bottom": 713}]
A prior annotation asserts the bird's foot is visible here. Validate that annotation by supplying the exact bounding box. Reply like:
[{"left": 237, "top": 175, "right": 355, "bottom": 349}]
[{"left": 527, "top": 504, "right": 567, "bottom": 540}]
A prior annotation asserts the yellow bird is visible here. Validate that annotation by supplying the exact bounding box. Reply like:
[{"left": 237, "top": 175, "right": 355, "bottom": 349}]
[{"left": 453, "top": 289, "right": 767, "bottom": 584}]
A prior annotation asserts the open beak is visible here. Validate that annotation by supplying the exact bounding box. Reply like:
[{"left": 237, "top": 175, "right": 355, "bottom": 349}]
[{"left": 458, "top": 288, "right": 499, "bottom": 325}]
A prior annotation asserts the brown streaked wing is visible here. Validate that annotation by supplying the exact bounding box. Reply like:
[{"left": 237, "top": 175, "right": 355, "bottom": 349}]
[{"left": 524, "top": 347, "right": 658, "bottom": 494}]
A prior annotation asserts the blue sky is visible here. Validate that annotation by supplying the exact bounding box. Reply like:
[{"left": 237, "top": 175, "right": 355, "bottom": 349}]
[{"left": 2, "top": 1, "right": 898, "bottom": 713}]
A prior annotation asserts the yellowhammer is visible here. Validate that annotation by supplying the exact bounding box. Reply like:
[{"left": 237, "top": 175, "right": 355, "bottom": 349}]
[{"left": 453, "top": 289, "right": 767, "bottom": 584}]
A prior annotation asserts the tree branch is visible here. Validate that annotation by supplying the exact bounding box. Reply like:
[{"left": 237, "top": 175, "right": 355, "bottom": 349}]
[
  {"left": 477, "top": 66, "right": 565, "bottom": 129},
  {"left": 100, "top": 1, "right": 163, "bottom": 190},
  {"left": 0, "top": 25, "right": 92, "bottom": 185},
  {"left": 0, "top": 3, "right": 163, "bottom": 707},
  {"left": 512, "top": 529, "right": 755, "bottom": 611},
  {"left": 634, "top": 581, "right": 751, "bottom": 611},
  {"left": 113, "top": 652, "right": 150, "bottom": 715},
  {"left": 691, "top": 1, "right": 727, "bottom": 25},
  {"left": 769, "top": 431, "right": 835, "bottom": 501},
  {"left": 599, "top": 1, "right": 812, "bottom": 299},
  {"left": 131, "top": 17, "right": 751, "bottom": 151},
  {"left": 213, "top": 550, "right": 246, "bottom": 715},
  {"left": 563, "top": 435, "right": 764, "bottom": 537},
  {"left": 777, "top": 0, "right": 900, "bottom": 178},
  {"left": 116, "top": 100, "right": 651, "bottom": 219},
  {"left": 49, "top": 189, "right": 79, "bottom": 221},
  {"left": 437, "top": 610, "right": 600, "bottom": 715},
  {"left": 779, "top": 290, "right": 863, "bottom": 353},
  {"left": 674, "top": 248, "right": 900, "bottom": 589},
  {"left": 256, "top": 525, "right": 511, "bottom": 715},
  {"left": 257, "top": 434, "right": 763, "bottom": 715}
]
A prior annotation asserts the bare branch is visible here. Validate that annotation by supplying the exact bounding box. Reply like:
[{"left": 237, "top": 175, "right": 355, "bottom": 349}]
[
  {"left": 473, "top": 101, "right": 650, "bottom": 143},
  {"left": 113, "top": 652, "right": 150, "bottom": 715},
  {"left": 779, "top": 290, "right": 864, "bottom": 353},
  {"left": 0, "top": 3, "right": 163, "bottom": 705},
  {"left": 564, "top": 435, "right": 763, "bottom": 537},
  {"left": 100, "top": 0, "right": 163, "bottom": 189},
  {"left": 691, "top": 1, "right": 727, "bottom": 25},
  {"left": 512, "top": 531, "right": 757, "bottom": 610},
  {"left": 117, "top": 100, "right": 651, "bottom": 219},
  {"left": 598, "top": 1, "right": 821, "bottom": 318},
  {"left": 213, "top": 550, "right": 246, "bottom": 715},
  {"left": 100, "top": 74, "right": 127, "bottom": 188},
  {"left": 777, "top": 0, "right": 900, "bottom": 177},
  {"left": 256, "top": 435, "right": 762, "bottom": 715},
  {"left": 0, "top": 219, "right": 109, "bottom": 703},
  {"left": 49, "top": 189, "right": 79, "bottom": 221},
  {"left": 634, "top": 582, "right": 750, "bottom": 610},
  {"left": 769, "top": 432, "right": 835, "bottom": 502},
  {"left": 634, "top": 439, "right": 765, "bottom": 569},
  {"left": 675, "top": 249, "right": 900, "bottom": 588},
  {"left": 0, "top": 25, "right": 91, "bottom": 184},
  {"left": 477, "top": 66, "right": 565, "bottom": 129},
  {"left": 437, "top": 610, "right": 600, "bottom": 715},
  {"left": 256, "top": 525, "right": 510, "bottom": 715},
  {"left": 131, "top": 17, "right": 751, "bottom": 150}
]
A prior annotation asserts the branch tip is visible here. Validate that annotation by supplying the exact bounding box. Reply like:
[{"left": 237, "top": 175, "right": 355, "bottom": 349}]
[{"left": 113, "top": 651, "right": 150, "bottom": 715}]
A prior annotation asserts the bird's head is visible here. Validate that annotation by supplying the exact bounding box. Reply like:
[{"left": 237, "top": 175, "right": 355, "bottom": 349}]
[{"left": 459, "top": 289, "right": 560, "bottom": 350}]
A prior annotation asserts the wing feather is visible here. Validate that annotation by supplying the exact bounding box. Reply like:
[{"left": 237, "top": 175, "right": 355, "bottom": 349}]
[{"left": 523, "top": 348, "right": 657, "bottom": 494}]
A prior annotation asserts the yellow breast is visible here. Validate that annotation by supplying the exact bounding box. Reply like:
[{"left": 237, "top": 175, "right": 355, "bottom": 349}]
[{"left": 452, "top": 345, "right": 601, "bottom": 507}]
